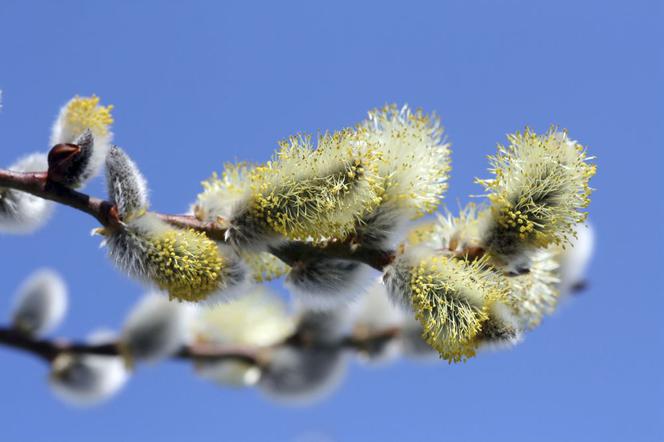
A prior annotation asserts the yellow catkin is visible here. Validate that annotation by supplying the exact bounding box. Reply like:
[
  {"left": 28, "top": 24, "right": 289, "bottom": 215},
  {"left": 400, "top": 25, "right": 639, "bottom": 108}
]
[
  {"left": 195, "top": 163, "right": 254, "bottom": 222},
  {"left": 357, "top": 104, "right": 451, "bottom": 218},
  {"left": 246, "top": 130, "right": 383, "bottom": 241},
  {"left": 405, "top": 204, "right": 483, "bottom": 253},
  {"left": 198, "top": 106, "right": 450, "bottom": 244},
  {"left": 241, "top": 251, "right": 290, "bottom": 283},
  {"left": 65, "top": 96, "right": 114, "bottom": 137},
  {"left": 146, "top": 228, "right": 224, "bottom": 302},
  {"left": 478, "top": 127, "right": 596, "bottom": 249},
  {"left": 204, "top": 164, "right": 252, "bottom": 196},
  {"left": 409, "top": 255, "right": 508, "bottom": 363}
]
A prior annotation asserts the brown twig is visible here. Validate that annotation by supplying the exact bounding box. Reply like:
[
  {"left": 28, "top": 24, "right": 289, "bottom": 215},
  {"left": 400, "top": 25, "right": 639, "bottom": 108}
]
[
  {"left": 0, "top": 326, "right": 261, "bottom": 364},
  {"left": 0, "top": 326, "right": 401, "bottom": 367},
  {"left": 0, "top": 168, "right": 395, "bottom": 270},
  {"left": 0, "top": 170, "right": 119, "bottom": 227}
]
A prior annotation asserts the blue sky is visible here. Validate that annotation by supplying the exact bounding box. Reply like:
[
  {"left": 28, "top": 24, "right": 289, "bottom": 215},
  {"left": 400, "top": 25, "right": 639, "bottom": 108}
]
[{"left": 0, "top": 1, "right": 661, "bottom": 441}]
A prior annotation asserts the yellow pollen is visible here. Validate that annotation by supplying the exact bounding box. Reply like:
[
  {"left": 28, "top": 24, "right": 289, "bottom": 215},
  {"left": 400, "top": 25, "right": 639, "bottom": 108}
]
[{"left": 65, "top": 95, "right": 114, "bottom": 137}]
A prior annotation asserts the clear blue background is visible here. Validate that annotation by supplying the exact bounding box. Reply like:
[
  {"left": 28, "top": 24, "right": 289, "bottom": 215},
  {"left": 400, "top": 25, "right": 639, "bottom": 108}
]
[{"left": 0, "top": 1, "right": 661, "bottom": 441}]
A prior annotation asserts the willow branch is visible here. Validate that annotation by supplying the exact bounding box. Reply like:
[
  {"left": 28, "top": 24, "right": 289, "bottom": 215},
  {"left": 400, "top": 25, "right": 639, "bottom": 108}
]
[
  {"left": 0, "top": 326, "right": 401, "bottom": 367},
  {"left": 0, "top": 170, "right": 118, "bottom": 227},
  {"left": 0, "top": 169, "right": 395, "bottom": 270}
]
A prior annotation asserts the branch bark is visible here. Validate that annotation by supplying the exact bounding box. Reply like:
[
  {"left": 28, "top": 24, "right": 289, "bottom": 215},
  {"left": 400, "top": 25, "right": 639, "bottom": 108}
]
[
  {"left": 0, "top": 168, "right": 395, "bottom": 271},
  {"left": 0, "top": 326, "right": 401, "bottom": 367},
  {"left": 0, "top": 170, "right": 118, "bottom": 227},
  {"left": 0, "top": 326, "right": 262, "bottom": 364}
]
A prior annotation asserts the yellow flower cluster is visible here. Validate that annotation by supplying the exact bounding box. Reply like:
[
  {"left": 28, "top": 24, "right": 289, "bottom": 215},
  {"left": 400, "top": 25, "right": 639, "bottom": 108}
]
[
  {"left": 357, "top": 104, "right": 451, "bottom": 218},
  {"left": 196, "top": 105, "right": 451, "bottom": 246},
  {"left": 194, "top": 163, "right": 253, "bottom": 222},
  {"left": 402, "top": 204, "right": 563, "bottom": 331},
  {"left": 143, "top": 227, "right": 225, "bottom": 302},
  {"left": 478, "top": 128, "right": 596, "bottom": 250},
  {"left": 246, "top": 130, "right": 384, "bottom": 241},
  {"left": 64, "top": 95, "right": 114, "bottom": 138},
  {"left": 409, "top": 255, "right": 508, "bottom": 363}
]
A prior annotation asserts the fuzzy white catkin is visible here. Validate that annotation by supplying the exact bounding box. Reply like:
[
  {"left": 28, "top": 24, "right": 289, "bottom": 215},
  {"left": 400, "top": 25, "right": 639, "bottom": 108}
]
[
  {"left": 48, "top": 330, "right": 129, "bottom": 407},
  {"left": 259, "top": 306, "right": 354, "bottom": 400},
  {"left": 477, "top": 302, "right": 523, "bottom": 352},
  {"left": 348, "top": 279, "right": 406, "bottom": 363},
  {"left": 258, "top": 346, "right": 348, "bottom": 405},
  {"left": 120, "top": 293, "right": 195, "bottom": 363},
  {"left": 0, "top": 153, "right": 53, "bottom": 234},
  {"left": 351, "top": 105, "right": 451, "bottom": 250},
  {"left": 105, "top": 146, "right": 149, "bottom": 218},
  {"left": 50, "top": 97, "right": 113, "bottom": 186},
  {"left": 351, "top": 279, "right": 406, "bottom": 331},
  {"left": 11, "top": 269, "right": 67, "bottom": 337},
  {"left": 294, "top": 305, "right": 354, "bottom": 346},
  {"left": 196, "top": 360, "right": 262, "bottom": 387},
  {"left": 355, "top": 203, "right": 412, "bottom": 251},
  {"left": 285, "top": 259, "right": 374, "bottom": 312},
  {"left": 192, "top": 287, "right": 294, "bottom": 387},
  {"left": 192, "top": 286, "right": 294, "bottom": 346},
  {"left": 557, "top": 222, "right": 595, "bottom": 296}
]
